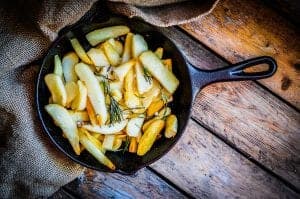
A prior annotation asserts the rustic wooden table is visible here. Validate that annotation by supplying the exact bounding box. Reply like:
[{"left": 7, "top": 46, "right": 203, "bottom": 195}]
[{"left": 51, "top": 0, "right": 300, "bottom": 198}]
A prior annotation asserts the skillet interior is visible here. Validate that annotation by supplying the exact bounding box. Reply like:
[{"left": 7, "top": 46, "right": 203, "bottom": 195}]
[{"left": 36, "top": 15, "right": 193, "bottom": 174}]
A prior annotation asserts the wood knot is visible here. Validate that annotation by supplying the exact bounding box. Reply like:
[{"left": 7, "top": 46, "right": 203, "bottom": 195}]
[{"left": 281, "top": 77, "right": 292, "bottom": 91}]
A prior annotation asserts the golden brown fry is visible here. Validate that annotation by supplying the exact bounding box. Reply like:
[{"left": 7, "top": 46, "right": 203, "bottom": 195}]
[
  {"left": 86, "top": 98, "right": 97, "bottom": 125},
  {"left": 65, "top": 82, "right": 78, "bottom": 107},
  {"left": 162, "top": 59, "right": 172, "bottom": 71},
  {"left": 137, "top": 119, "right": 165, "bottom": 156},
  {"left": 129, "top": 137, "right": 137, "bottom": 153},
  {"left": 112, "top": 138, "right": 123, "bottom": 151},
  {"left": 142, "top": 118, "right": 156, "bottom": 132},
  {"left": 154, "top": 47, "right": 163, "bottom": 59},
  {"left": 164, "top": 114, "right": 178, "bottom": 138},
  {"left": 70, "top": 38, "right": 92, "bottom": 65},
  {"left": 147, "top": 99, "right": 164, "bottom": 117}
]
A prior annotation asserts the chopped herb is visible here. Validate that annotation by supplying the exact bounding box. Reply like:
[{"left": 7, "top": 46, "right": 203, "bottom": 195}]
[
  {"left": 108, "top": 96, "right": 124, "bottom": 124},
  {"left": 143, "top": 67, "right": 152, "bottom": 83},
  {"left": 122, "top": 136, "right": 130, "bottom": 153}
]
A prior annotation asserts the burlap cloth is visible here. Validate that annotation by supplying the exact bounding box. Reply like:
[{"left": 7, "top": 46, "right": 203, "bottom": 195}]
[{"left": 0, "top": 0, "right": 218, "bottom": 198}]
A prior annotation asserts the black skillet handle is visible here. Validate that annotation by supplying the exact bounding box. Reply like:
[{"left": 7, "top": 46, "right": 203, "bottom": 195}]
[{"left": 188, "top": 56, "right": 277, "bottom": 99}]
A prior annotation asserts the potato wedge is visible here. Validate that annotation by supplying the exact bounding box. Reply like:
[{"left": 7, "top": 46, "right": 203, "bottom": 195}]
[
  {"left": 103, "top": 41, "right": 121, "bottom": 66},
  {"left": 54, "top": 55, "right": 63, "bottom": 79},
  {"left": 78, "top": 128, "right": 115, "bottom": 170},
  {"left": 126, "top": 115, "right": 145, "bottom": 137},
  {"left": 124, "top": 69, "right": 141, "bottom": 109},
  {"left": 68, "top": 110, "right": 89, "bottom": 122},
  {"left": 142, "top": 118, "right": 156, "bottom": 132},
  {"left": 112, "top": 138, "right": 123, "bottom": 151},
  {"left": 137, "top": 119, "right": 165, "bottom": 156},
  {"left": 162, "top": 59, "right": 172, "bottom": 71},
  {"left": 65, "top": 82, "right": 78, "bottom": 107},
  {"left": 87, "top": 48, "right": 110, "bottom": 67},
  {"left": 70, "top": 38, "right": 92, "bottom": 65},
  {"left": 156, "top": 107, "right": 171, "bottom": 119},
  {"left": 154, "top": 47, "right": 163, "bottom": 59},
  {"left": 108, "top": 38, "right": 123, "bottom": 55},
  {"left": 102, "top": 135, "right": 115, "bottom": 150},
  {"left": 75, "top": 63, "right": 107, "bottom": 125},
  {"left": 82, "top": 120, "right": 128, "bottom": 134},
  {"left": 71, "top": 80, "right": 87, "bottom": 111},
  {"left": 129, "top": 137, "right": 137, "bottom": 153},
  {"left": 86, "top": 98, "right": 97, "bottom": 125},
  {"left": 44, "top": 74, "right": 67, "bottom": 106},
  {"left": 45, "top": 104, "right": 80, "bottom": 155},
  {"left": 122, "top": 33, "right": 133, "bottom": 63},
  {"left": 147, "top": 99, "right": 164, "bottom": 117},
  {"left": 113, "top": 59, "right": 135, "bottom": 82},
  {"left": 164, "top": 114, "right": 178, "bottom": 138},
  {"left": 86, "top": 25, "right": 130, "bottom": 46},
  {"left": 139, "top": 51, "right": 179, "bottom": 94},
  {"left": 132, "top": 34, "right": 148, "bottom": 58},
  {"left": 62, "top": 52, "right": 79, "bottom": 83},
  {"left": 141, "top": 80, "right": 161, "bottom": 109},
  {"left": 135, "top": 61, "right": 153, "bottom": 94}
]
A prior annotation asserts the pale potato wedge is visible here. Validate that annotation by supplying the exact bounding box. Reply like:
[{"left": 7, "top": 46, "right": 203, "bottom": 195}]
[
  {"left": 54, "top": 55, "right": 63, "bottom": 79},
  {"left": 135, "top": 61, "right": 153, "bottom": 94},
  {"left": 78, "top": 128, "right": 115, "bottom": 170},
  {"left": 156, "top": 107, "right": 171, "bottom": 119},
  {"left": 82, "top": 120, "right": 128, "bottom": 134},
  {"left": 126, "top": 114, "right": 145, "bottom": 137},
  {"left": 132, "top": 34, "right": 148, "bottom": 58},
  {"left": 139, "top": 51, "right": 179, "bottom": 94},
  {"left": 44, "top": 73, "right": 67, "bottom": 106},
  {"left": 103, "top": 41, "right": 121, "bottom": 66},
  {"left": 107, "top": 38, "right": 123, "bottom": 55},
  {"left": 164, "top": 114, "right": 178, "bottom": 138},
  {"left": 71, "top": 80, "right": 87, "bottom": 111},
  {"left": 65, "top": 81, "right": 78, "bottom": 107},
  {"left": 113, "top": 59, "right": 135, "bottom": 82},
  {"left": 86, "top": 25, "right": 130, "bottom": 46},
  {"left": 154, "top": 47, "right": 163, "bottom": 59},
  {"left": 102, "top": 135, "right": 115, "bottom": 150},
  {"left": 162, "top": 59, "right": 172, "bottom": 71},
  {"left": 83, "top": 129, "right": 106, "bottom": 153},
  {"left": 141, "top": 80, "right": 161, "bottom": 109},
  {"left": 68, "top": 110, "right": 89, "bottom": 122},
  {"left": 70, "top": 38, "right": 92, "bottom": 65},
  {"left": 45, "top": 104, "right": 80, "bottom": 155},
  {"left": 62, "top": 52, "right": 79, "bottom": 83},
  {"left": 122, "top": 33, "right": 133, "bottom": 63},
  {"left": 124, "top": 69, "right": 141, "bottom": 109},
  {"left": 137, "top": 119, "right": 165, "bottom": 156},
  {"left": 75, "top": 63, "right": 108, "bottom": 125},
  {"left": 87, "top": 48, "right": 110, "bottom": 67}
]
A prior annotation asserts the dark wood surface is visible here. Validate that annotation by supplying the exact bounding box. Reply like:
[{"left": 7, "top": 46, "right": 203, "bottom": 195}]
[{"left": 51, "top": 0, "right": 300, "bottom": 198}]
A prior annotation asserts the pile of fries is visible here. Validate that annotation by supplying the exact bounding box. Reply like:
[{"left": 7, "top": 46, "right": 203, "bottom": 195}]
[{"left": 44, "top": 25, "right": 179, "bottom": 170}]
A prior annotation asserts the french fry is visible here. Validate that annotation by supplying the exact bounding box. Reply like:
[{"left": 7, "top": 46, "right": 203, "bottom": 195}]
[
  {"left": 70, "top": 38, "right": 92, "bottom": 65},
  {"left": 82, "top": 129, "right": 106, "bottom": 153},
  {"left": 86, "top": 25, "right": 130, "bottom": 46},
  {"left": 113, "top": 59, "right": 135, "bottom": 82},
  {"left": 108, "top": 38, "right": 123, "bottom": 55},
  {"left": 122, "top": 33, "right": 133, "bottom": 63},
  {"left": 142, "top": 118, "right": 156, "bottom": 132},
  {"left": 103, "top": 41, "right": 121, "bottom": 66},
  {"left": 78, "top": 128, "right": 115, "bottom": 170},
  {"left": 112, "top": 138, "right": 123, "bottom": 151},
  {"left": 154, "top": 47, "right": 163, "bottom": 59},
  {"left": 75, "top": 63, "right": 107, "bottom": 125},
  {"left": 124, "top": 69, "right": 141, "bottom": 110},
  {"left": 86, "top": 98, "right": 97, "bottom": 126},
  {"left": 141, "top": 80, "right": 161, "bottom": 109},
  {"left": 164, "top": 114, "right": 178, "bottom": 138},
  {"left": 44, "top": 74, "right": 67, "bottom": 106},
  {"left": 129, "top": 137, "right": 137, "bottom": 153},
  {"left": 126, "top": 114, "right": 145, "bottom": 137},
  {"left": 102, "top": 135, "right": 115, "bottom": 150},
  {"left": 137, "top": 119, "right": 165, "bottom": 156},
  {"left": 82, "top": 120, "right": 128, "bottom": 134},
  {"left": 139, "top": 51, "right": 179, "bottom": 94},
  {"left": 45, "top": 104, "right": 80, "bottom": 155},
  {"left": 162, "top": 59, "right": 172, "bottom": 71},
  {"left": 68, "top": 110, "right": 89, "bottom": 122},
  {"left": 87, "top": 48, "right": 110, "bottom": 67},
  {"left": 135, "top": 60, "right": 153, "bottom": 94},
  {"left": 54, "top": 55, "right": 63, "bottom": 80},
  {"left": 65, "top": 81, "right": 78, "bottom": 107},
  {"left": 147, "top": 99, "right": 164, "bottom": 117},
  {"left": 71, "top": 80, "right": 87, "bottom": 111},
  {"left": 132, "top": 34, "right": 148, "bottom": 58},
  {"left": 157, "top": 107, "right": 171, "bottom": 119},
  {"left": 62, "top": 52, "right": 79, "bottom": 83}
]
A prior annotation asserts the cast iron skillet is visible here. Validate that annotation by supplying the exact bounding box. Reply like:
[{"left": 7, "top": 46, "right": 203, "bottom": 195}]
[{"left": 36, "top": 15, "right": 277, "bottom": 175}]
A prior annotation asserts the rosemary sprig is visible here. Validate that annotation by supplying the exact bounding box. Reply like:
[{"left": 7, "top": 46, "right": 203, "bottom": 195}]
[
  {"left": 143, "top": 67, "right": 152, "bottom": 84},
  {"left": 108, "top": 96, "right": 124, "bottom": 124},
  {"left": 122, "top": 136, "right": 130, "bottom": 153}
]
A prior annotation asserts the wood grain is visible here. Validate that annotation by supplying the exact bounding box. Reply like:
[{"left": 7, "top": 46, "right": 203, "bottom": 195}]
[
  {"left": 180, "top": 0, "right": 300, "bottom": 109},
  {"left": 50, "top": 188, "right": 76, "bottom": 199},
  {"left": 157, "top": 25, "right": 300, "bottom": 190},
  {"left": 61, "top": 168, "right": 187, "bottom": 199},
  {"left": 150, "top": 120, "right": 299, "bottom": 198}
]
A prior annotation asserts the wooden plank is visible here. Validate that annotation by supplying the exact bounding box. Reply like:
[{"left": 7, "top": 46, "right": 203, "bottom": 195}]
[
  {"left": 180, "top": 0, "right": 300, "bottom": 109},
  {"left": 62, "top": 168, "right": 187, "bottom": 199},
  {"left": 156, "top": 25, "right": 300, "bottom": 190},
  {"left": 150, "top": 120, "right": 299, "bottom": 198},
  {"left": 49, "top": 188, "right": 76, "bottom": 199}
]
